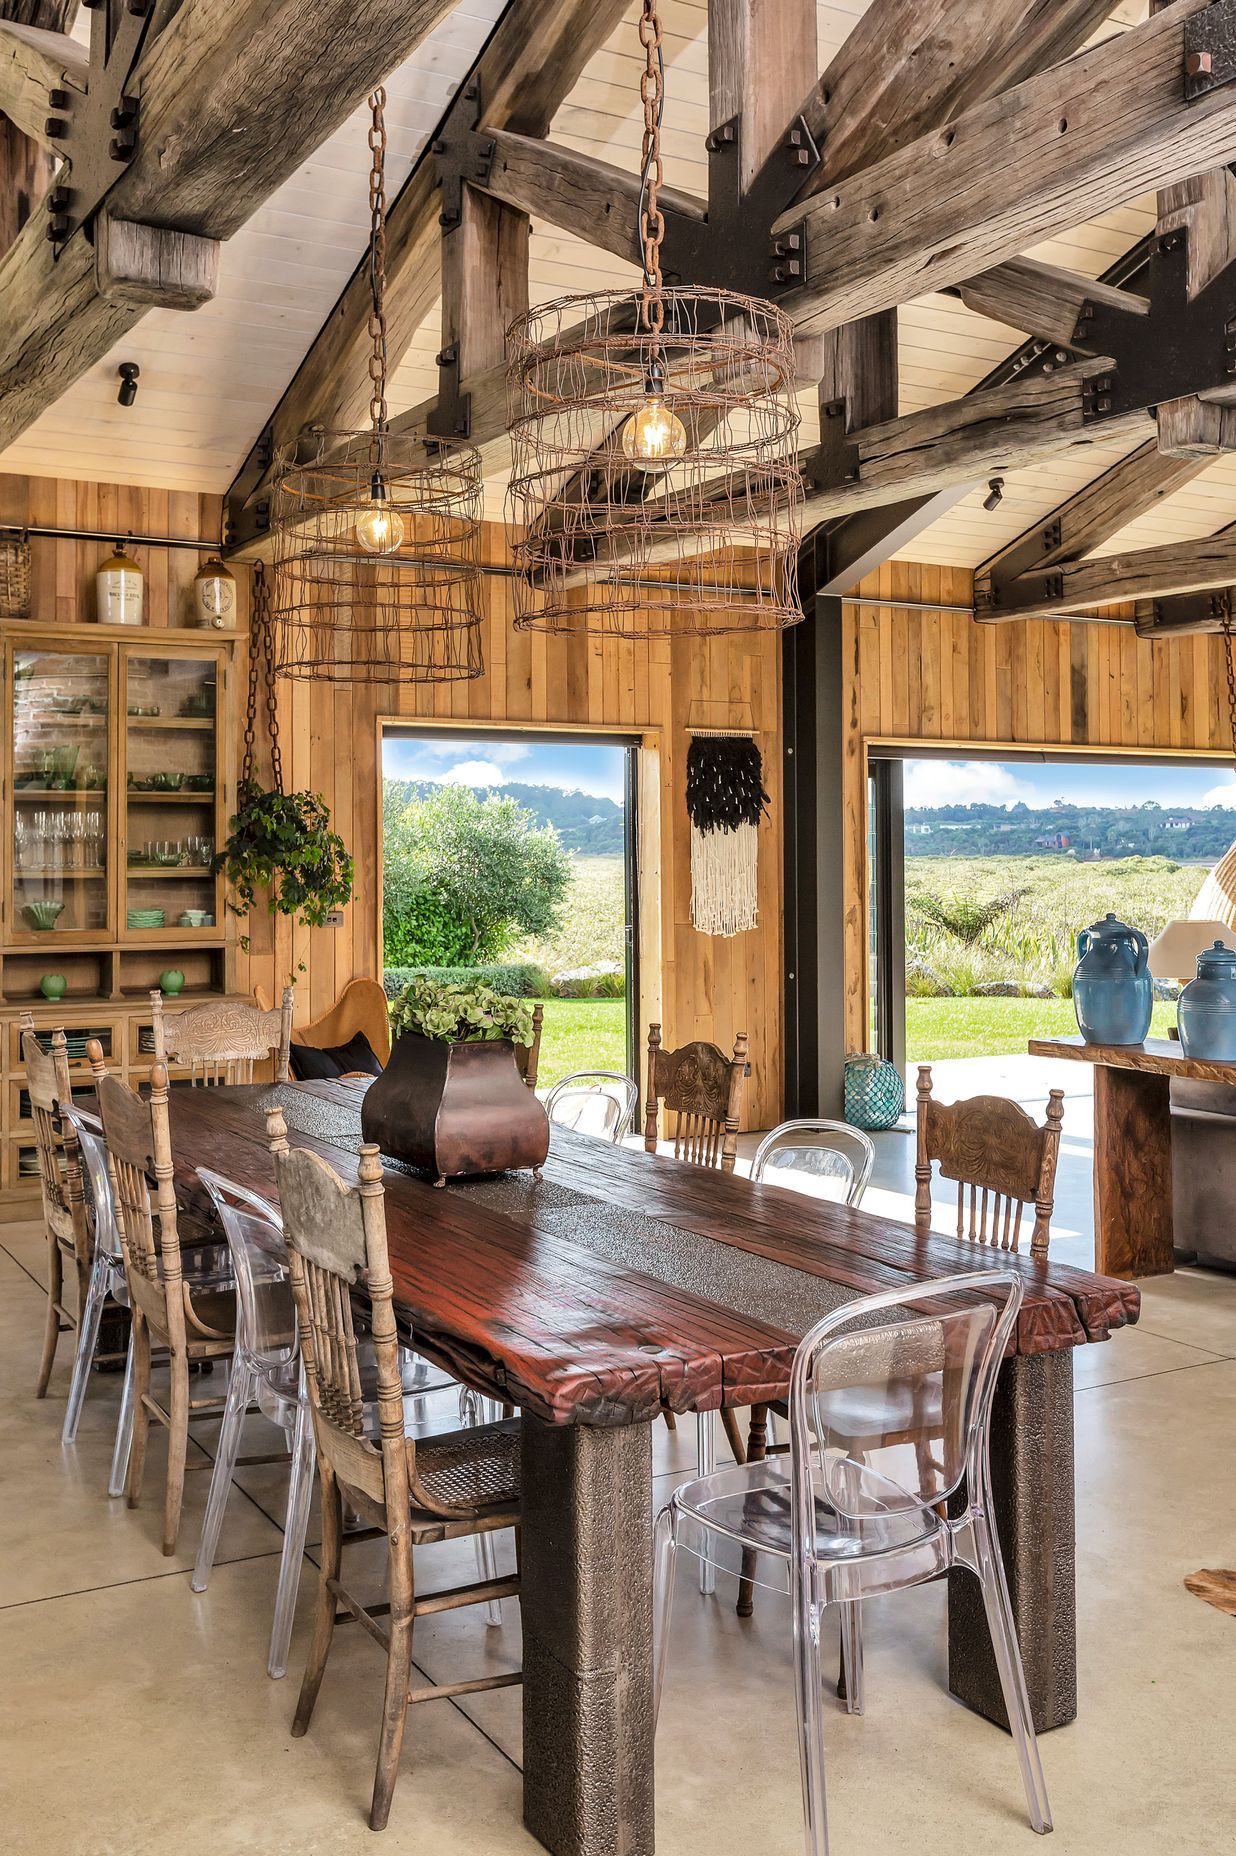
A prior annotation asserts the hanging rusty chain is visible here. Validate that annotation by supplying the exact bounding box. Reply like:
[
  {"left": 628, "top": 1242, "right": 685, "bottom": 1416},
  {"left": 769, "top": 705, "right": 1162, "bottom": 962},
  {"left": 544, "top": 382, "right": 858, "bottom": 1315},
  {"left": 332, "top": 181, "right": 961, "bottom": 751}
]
[
  {"left": 367, "top": 88, "right": 390, "bottom": 467},
  {"left": 637, "top": 0, "right": 665, "bottom": 337},
  {"left": 1222, "top": 608, "right": 1236, "bottom": 770},
  {"left": 242, "top": 564, "right": 283, "bottom": 794}
]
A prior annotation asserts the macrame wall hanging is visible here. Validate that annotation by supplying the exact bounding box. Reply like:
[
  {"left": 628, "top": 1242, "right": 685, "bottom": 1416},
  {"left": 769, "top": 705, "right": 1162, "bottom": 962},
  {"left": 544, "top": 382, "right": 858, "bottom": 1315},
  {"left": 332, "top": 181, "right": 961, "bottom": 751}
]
[{"left": 685, "top": 730, "right": 769, "bottom": 937}]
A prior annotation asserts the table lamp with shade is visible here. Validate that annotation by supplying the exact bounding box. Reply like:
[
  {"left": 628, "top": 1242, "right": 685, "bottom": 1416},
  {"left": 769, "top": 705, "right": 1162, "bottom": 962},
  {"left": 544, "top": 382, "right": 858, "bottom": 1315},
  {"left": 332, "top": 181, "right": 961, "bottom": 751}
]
[{"left": 1147, "top": 919, "right": 1236, "bottom": 982}]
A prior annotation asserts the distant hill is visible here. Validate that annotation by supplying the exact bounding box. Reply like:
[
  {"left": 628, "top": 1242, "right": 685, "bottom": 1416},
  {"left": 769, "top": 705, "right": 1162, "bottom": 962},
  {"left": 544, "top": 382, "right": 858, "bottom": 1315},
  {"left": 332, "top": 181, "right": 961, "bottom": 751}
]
[
  {"left": 905, "top": 800, "right": 1236, "bottom": 861},
  {"left": 384, "top": 779, "right": 625, "bottom": 856}
]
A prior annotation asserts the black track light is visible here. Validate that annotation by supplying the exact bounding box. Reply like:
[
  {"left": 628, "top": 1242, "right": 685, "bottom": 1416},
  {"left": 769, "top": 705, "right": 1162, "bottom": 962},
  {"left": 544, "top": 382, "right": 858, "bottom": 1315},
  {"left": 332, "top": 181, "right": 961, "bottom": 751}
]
[
  {"left": 983, "top": 476, "right": 1004, "bottom": 512},
  {"left": 117, "top": 361, "right": 140, "bottom": 407}
]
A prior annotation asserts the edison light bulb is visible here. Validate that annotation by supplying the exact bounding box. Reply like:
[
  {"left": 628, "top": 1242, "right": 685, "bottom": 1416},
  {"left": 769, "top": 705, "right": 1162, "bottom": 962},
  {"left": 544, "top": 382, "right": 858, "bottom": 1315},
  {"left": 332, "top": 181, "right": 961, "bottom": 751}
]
[
  {"left": 354, "top": 478, "right": 405, "bottom": 555},
  {"left": 621, "top": 395, "right": 687, "bottom": 464}
]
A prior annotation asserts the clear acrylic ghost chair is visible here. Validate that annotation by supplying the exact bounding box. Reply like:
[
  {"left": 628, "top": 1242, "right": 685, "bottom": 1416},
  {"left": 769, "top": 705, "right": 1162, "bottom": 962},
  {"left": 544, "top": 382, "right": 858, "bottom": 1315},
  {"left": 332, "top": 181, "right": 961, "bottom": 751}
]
[
  {"left": 751, "top": 1120, "right": 875, "bottom": 1207},
  {"left": 544, "top": 1070, "right": 639, "bottom": 1144},
  {"left": 58, "top": 1106, "right": 137, "bottom": 1497},
  {"left": 653, "top": 1272, "right": 1051, "bottom": 1854},
  {"left": 191, "top": 1169, "right": 504, "bottom": 1677}
]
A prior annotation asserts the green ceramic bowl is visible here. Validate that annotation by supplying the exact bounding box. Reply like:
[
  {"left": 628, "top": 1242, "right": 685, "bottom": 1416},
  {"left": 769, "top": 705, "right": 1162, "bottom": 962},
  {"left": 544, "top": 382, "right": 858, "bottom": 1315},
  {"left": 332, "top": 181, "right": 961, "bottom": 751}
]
[{"left": 39, "top": 973, "right": 67, "bottom": 1001}]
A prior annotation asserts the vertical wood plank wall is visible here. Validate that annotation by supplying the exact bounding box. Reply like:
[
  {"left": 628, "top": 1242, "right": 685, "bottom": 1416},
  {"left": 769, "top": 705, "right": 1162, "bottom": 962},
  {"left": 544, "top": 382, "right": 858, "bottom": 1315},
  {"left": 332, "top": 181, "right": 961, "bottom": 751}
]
[
  {"left": 232, "top": 523, "right": 786, "bottom": 1129},
  {"left": 841, "top": 560, "right": 1234, "bottom": 1049}
]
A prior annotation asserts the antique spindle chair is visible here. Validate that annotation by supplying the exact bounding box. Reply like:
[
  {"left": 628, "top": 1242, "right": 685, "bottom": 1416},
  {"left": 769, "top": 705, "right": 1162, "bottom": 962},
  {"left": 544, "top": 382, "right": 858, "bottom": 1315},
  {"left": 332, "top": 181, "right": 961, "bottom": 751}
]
[
  {"left": 513, "top": 1001, "right": 544, "bottom": 1090},
  {"left": 914, "top": 1064, "right": 1065, "bottom": 1261},
  {"left": 151, "top": 984, "right": 295, "bottom": 1086},
  {"left": 644, "top": 1023, "right": 751, "bottom": 1518},
  {"left": 94, "top": 1050, "right": 237, "bottom": 1554},
  {"left": 22, "top": 1018, "right": 92, "bottom": 1399},
  {"left": 266, "top": 1108, "right": 522, "bottom": 1832}
]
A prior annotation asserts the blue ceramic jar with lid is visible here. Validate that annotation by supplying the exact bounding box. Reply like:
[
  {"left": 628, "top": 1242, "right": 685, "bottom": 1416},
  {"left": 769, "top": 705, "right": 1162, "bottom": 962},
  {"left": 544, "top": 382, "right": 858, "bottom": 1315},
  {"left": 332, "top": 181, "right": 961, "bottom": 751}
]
[
  {"left": 1177, "top": 940, "right": 1236, "bottom": 1062},
  {"left": 1072, "top": 913, "right": 1153, "bottom": 1046}
]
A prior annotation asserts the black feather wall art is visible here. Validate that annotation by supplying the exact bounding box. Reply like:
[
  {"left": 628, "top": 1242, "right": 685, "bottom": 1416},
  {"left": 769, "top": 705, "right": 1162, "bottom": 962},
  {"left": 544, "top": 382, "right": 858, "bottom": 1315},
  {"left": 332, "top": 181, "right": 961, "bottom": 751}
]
[{"left": 685, "top": 730, "right": 769, "bottom": 936}]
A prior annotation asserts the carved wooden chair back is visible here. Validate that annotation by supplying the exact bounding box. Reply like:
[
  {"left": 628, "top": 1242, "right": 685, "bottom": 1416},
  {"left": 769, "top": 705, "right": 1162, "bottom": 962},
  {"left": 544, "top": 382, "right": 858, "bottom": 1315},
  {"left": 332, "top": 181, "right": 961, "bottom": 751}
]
[
  {"left": 644, "top": 1023, "right": 749, "bottom": 1173},
  {"left": 21, "top": 1021, "right": 78, "bottom": 1239},
  {"left": 152, "top": 985, "right": 294, "bottom": 1085},
  {"left": 914, "top": 1064, "right": 1065, "bottom": 1261},
  {"left": 94, "top": 1052, "right": 187, "bottom": 1343},
  {"left": 513, "top": 1002, "right": 544, "bottom": 1091}
]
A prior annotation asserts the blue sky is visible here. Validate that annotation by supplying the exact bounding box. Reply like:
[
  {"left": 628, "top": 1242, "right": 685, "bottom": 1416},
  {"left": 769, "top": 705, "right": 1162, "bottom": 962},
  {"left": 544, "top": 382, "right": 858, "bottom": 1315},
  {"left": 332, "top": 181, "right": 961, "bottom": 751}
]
[
  {"left": 383, "top": 733, "right": 627, "bottom": 804},
  {"left": 905, "top": 758, "right": 1236, "bottom": 811}
]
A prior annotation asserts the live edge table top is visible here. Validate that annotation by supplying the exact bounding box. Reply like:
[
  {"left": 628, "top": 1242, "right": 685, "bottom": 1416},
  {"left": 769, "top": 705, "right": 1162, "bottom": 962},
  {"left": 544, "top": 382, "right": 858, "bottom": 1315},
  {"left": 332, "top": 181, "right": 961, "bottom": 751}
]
[{"left": 165, "top": 1079, "right": 1140, "bottom": 1429}]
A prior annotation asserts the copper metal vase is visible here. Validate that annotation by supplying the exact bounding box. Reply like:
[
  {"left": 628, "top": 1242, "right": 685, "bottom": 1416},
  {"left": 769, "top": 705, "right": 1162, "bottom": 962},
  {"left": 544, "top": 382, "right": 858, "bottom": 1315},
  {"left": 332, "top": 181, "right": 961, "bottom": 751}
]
[{"left": 359, "top": 1031, "right": 549, "bottom": 1185}]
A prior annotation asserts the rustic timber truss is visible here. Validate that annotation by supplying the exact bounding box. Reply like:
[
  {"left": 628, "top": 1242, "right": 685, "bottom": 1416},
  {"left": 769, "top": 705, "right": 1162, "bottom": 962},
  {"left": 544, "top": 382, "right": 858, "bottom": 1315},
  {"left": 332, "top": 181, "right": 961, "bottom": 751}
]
[{"left": 8, "top": 0, "right": 1236, "bottom": 622}]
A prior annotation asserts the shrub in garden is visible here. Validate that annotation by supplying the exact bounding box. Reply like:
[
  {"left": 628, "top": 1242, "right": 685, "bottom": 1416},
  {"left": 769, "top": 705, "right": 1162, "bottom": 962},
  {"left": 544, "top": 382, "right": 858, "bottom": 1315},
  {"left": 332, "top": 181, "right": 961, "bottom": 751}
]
[
  {"left": 382, "top": 963, "right": 547, "bottom": 999},
  {"left": 549, "top": 962, "right": 626, "bottom": 999}
]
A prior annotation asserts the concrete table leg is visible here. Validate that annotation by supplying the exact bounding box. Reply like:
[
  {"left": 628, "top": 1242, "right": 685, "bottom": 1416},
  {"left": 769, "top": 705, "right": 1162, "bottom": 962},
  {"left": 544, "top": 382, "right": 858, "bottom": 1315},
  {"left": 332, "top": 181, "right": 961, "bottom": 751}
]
[
  {"left": 521, "top": 1416, "right": 655, "bottom": 1856},
  {"left": 948, "top": 1349, "right": 1077, "bottom": 1734}
]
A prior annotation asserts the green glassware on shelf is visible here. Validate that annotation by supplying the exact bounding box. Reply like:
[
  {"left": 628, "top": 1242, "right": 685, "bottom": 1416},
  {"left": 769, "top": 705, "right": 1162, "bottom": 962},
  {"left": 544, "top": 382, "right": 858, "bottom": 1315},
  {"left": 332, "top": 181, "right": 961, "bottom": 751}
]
[
  {"left": 39, "top": 974, "right": 67, "bottom": 1001},
  {"left": 158, "top": 968, "right": 186, "bottom": 995}
]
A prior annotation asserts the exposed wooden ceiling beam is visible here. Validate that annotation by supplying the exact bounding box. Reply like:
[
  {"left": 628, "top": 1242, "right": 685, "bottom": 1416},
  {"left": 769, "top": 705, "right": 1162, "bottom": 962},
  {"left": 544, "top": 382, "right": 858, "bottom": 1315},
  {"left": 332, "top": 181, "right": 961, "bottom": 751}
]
[
  {"left": 0, "top": 0, "right": 465, "bottom": 451},
  {"left": 796, "top": 0, "right": 1117, "bottom": 193},
  {"left": 227, "top": 0, "right": 630, "bottom": 530},
  {"left": 802, "top": 358, "right": 1152, "bottom": 522},
  {"left": 981, "top": 532, "right": 1236, "bottom": 621},
  {"left": 776, "top": 0, "right": 1236, "bottom": 338},
  {"left": 0, "top": 20, "right": 85, "bottom": 149},
  {"left": 956, "top": 258, "right": 1149, "bottom": 347},
  {"left": 470, "top": 126, "right": 705, "bottom": 267},
  {"left": 2, "top": 3, "right": 76, "bottom": 24},
  {"left": 974, "top": 439, "right": 1211, "bottom": 608}
]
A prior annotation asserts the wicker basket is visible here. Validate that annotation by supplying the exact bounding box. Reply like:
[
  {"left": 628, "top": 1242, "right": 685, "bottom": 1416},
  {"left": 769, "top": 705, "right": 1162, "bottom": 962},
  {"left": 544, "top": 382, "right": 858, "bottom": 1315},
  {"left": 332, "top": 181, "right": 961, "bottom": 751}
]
[{"left": 0, "top": 530, "right": 31, "bottom": 619}]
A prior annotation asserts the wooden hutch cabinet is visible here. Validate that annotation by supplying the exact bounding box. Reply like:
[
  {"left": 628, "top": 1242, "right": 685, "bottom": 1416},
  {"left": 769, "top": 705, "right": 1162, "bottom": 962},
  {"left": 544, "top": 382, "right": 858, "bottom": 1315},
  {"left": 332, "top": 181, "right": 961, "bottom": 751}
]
[{"left": 1, "top": 621, "right": 239, "bottom": 1206}]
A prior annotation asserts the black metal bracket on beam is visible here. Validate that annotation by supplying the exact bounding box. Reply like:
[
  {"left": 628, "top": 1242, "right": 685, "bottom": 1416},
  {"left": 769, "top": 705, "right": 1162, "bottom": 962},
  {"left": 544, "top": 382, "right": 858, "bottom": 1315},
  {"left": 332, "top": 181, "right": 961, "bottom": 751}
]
[
  {"left": 668, "top": 110, "right": 819, "bottom": 297},
  {"left": 1184, "top": 0, "right": 1236, "bottom": 100},
  {"left": 431, "top": 79, "right": 496, "bottom": 233},
  {"left": 46, "top": 0, "right": 156, "bottom": 252},
  {"left": 1133, "top": 586, "right": 1234, "bottom": 637},
  {"left": 1069, "top": 230, "right": 1236, "bottom": 421},
  {"left": 428, "top": 342, "right": 471, "bottom": 442}
]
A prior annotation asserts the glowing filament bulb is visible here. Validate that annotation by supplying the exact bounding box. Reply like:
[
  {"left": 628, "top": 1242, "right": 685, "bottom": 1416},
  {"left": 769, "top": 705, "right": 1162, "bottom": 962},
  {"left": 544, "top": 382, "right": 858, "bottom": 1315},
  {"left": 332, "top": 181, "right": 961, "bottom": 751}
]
[
  {"left": 354, "top": 476, "right": 405, "bottom": 555},
  {"left": 621, "top": 396, "right": 687, "bottom": 464}
]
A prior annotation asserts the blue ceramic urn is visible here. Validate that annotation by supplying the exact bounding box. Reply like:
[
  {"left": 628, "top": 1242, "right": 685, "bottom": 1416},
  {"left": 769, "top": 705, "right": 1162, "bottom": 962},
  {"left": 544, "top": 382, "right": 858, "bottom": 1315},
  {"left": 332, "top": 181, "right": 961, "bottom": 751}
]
[
  {"left": 1072, "top": 913, "right": 1153, "bottom": 1046},
  {"left": 1177, "top": 940, "right": 1236, "bottom": 1062}
]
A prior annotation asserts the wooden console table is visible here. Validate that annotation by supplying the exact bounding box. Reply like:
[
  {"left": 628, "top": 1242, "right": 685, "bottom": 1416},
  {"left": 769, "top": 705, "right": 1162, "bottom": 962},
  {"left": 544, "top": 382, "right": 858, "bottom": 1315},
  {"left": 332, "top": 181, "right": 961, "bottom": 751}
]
[{"left": 1028, "top": 1035, "right": 1236, "bottom": 1278}]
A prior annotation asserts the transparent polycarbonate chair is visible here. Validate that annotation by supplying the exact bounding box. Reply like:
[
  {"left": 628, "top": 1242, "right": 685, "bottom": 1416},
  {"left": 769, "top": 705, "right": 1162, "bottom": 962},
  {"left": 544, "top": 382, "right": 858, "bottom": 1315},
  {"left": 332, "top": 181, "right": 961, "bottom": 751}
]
[
  {"left": 58, "top": 1105, "right": 137, "bottom": 1498},
  {"left": 653, "top": 1271, "right": 1051, "bottom": 1855},
  {"left": 191, "top": 1169, "right": 503, "bottom": 1678},
  {"left": 545, "top": 1070, "right": 639, "bottom": 1143},
  {"left": 750, "top": 1120, "right": 875, "bottom": 1208}
]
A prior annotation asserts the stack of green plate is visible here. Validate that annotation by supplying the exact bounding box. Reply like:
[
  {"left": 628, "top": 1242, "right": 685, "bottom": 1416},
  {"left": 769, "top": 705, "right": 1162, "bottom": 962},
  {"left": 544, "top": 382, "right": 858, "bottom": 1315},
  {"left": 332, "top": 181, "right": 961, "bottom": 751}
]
[{"left": 127, "top": 908, "right": 165, "bottom": 929}]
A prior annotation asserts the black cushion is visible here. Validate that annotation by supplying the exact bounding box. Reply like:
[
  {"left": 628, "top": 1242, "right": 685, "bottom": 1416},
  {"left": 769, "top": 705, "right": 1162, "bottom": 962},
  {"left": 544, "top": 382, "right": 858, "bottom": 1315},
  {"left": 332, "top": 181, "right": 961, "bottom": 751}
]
[{"left": 289, "top": 1030, "right": 383, "bottom": 1082}]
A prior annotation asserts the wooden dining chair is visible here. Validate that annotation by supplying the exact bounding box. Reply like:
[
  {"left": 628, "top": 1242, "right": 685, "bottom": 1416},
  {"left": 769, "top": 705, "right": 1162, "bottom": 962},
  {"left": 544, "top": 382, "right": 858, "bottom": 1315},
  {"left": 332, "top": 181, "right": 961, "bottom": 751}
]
[
  {"left": 151, "top": 985, "right": 294, "bottom": 1085},
  {"left": 21, "top": 1019, "right": 92, "bottom": 1399},
  {"left": 643, "top": 1024, "right": 750, "bottom": 1472},
  {"left": 914, "top": 1064, "right": 1065, "bottom": 1261},
  {"left": 94, "top": 1049, "right": 236, "bottom": 1554},
  {"left": 265, "top": 1107, "right": 521, "bottom": 1832},
  {"left": 643, "top": 1023, "right": 749, "bottom": 1173},
  {"left": 513, "top": 1001, "right": 544, "bottom": 1091}
]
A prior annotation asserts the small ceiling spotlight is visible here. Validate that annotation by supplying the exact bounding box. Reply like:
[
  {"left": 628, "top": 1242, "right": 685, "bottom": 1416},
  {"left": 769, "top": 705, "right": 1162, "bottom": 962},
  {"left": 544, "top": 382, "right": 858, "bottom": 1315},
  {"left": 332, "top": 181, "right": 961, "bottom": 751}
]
[
  {"left": 117, "top": 361, "right": 140, "bottom": 407},
  {"left": 983, "top": 475, "right": 1005, "bottom": 512}
]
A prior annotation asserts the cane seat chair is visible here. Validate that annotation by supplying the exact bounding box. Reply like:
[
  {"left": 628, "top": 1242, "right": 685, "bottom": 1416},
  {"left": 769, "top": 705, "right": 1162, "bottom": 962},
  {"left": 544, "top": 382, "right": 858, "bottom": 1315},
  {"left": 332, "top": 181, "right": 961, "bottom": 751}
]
[
  {"left": 545, "top": 1069, "right": 639, "bottom": 1143},
  {"left": 151, "top": 984, "right": 294, "bottom": 1086},
  {"left": 266, "top": 1109, "right": 522, "bottom": 1831},
  {"left": 653, "top": 1273, "right": 1052, "bottom": 1855},
  {"left": 21, "top": 1019, "right": 92, "bottom": 1400},
  {"left": 914, "top": 1065, "right": 1065, "bottom": 1262},
  {"left": 94, "top": 1050, "right": 237, "bottom": 1554}
]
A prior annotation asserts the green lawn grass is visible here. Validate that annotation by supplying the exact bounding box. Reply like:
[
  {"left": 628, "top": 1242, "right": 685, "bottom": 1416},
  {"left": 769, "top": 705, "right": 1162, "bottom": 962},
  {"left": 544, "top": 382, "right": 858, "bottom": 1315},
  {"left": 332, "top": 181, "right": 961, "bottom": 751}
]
[
  {"left": 906, "top": 996, "right": 1178, "bottom": 1063},
  {"left": 535, "top": 997, "right": 629, "bottom": 1089}
]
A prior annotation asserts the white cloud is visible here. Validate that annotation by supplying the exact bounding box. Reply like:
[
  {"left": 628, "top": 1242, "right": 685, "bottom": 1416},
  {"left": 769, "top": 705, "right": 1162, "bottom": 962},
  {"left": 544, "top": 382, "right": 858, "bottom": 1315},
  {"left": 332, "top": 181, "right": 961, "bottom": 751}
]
[
  {"left": 904, "top": 760, "right": 1037, "bottom": 809},
  {"left": 1202, "top": 778, "right": 1236, "bottom": 809},
  {"left": 431, "top": 759, "right": 509, "bottom": 787},
  {"left": 414, "top": 739, "right": 531, "bottom": 768}
]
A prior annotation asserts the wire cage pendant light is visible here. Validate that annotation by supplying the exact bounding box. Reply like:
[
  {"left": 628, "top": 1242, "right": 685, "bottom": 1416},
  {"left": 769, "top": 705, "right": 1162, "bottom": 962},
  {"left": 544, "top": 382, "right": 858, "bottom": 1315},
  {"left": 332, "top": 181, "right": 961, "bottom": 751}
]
[
  {"left": 270, "top": 89, "right": 485, "bottom": 685},
  {"left": 504, "top": 2, "right": 805, "bottom": 639}
]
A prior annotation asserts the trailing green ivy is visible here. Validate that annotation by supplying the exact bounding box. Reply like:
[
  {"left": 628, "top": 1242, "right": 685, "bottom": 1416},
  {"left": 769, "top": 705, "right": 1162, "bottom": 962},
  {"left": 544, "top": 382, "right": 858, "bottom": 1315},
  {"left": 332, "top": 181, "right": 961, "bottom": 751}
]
[{"left": 215, "top": 778, "right": 354, "bottom": 959}]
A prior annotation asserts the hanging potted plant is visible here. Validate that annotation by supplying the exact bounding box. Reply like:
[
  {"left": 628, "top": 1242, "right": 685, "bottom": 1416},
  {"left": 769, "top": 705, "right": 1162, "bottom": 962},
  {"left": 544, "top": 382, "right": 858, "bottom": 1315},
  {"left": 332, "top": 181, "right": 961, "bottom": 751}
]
[
  {"left": 216, "top": 565, "right": 354, "bottom": 966},
  {"left": 361, "top": 976, "right": 549, "bottom": 1185}
]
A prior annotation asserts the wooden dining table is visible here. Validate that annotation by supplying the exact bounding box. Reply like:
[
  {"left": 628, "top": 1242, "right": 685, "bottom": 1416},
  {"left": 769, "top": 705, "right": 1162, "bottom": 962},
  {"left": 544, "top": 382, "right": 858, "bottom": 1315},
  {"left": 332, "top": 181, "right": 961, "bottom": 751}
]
[{"left": 162, "top": 1077, "right": 1140, "bottom": 1856}]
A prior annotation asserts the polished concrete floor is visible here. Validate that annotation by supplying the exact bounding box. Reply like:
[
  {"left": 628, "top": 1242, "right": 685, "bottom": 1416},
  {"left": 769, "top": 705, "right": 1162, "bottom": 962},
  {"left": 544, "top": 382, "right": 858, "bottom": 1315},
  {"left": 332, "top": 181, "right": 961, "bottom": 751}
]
[{"left": 2, "top": 1207, "right": 1234, "bottom": 1856}]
